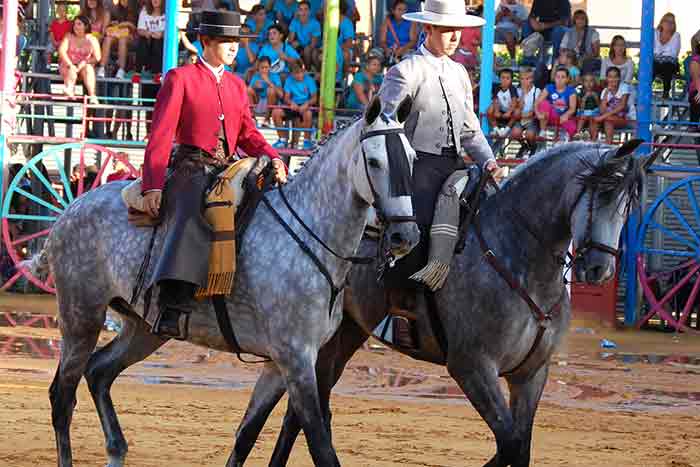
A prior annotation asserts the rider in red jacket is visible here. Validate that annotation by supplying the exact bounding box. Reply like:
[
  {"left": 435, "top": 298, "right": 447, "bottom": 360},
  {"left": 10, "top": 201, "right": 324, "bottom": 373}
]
[{"left": 141, "top": 10, "right": 286, "bottom": 339}]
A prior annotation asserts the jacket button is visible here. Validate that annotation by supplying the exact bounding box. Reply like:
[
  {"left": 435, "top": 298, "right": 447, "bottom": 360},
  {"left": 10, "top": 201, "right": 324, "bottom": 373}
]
[
  {"left": 439, "top": 127, "right": 444, "bottom": 131},
  {"left": 435, "top": 143, "right": 441, "bottom": 149},
  {"left": 442, "top": 111, "right": 446, "bottom": 115}
]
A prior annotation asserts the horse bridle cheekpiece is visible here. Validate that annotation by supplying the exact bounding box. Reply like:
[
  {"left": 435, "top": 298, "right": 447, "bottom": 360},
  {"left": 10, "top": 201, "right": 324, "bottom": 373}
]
[
  {"left": 359, "top": 125, "right": 415, "bottom": 225},
  {"left": 571, "top": 185, "right": 621, "bottom": 263}
]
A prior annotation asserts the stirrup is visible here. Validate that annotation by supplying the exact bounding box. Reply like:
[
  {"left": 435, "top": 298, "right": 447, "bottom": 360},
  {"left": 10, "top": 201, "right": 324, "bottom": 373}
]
[{"left": 152, "top": 308, "right": 190, "bottom": 340}]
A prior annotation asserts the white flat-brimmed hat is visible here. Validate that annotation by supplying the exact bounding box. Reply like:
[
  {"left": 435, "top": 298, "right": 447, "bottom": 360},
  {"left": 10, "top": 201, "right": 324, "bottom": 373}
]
[{"left": 403, "top": 0, "right": 486, "bottom": 28}]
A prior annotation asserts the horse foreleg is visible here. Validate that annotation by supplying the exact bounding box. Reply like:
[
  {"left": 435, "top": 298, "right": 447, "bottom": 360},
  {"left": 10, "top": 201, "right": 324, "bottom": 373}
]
[
  {"left": 447, "top": 361, "right": 518, "bottom": 467},
  {"left": 84, "top": 316, "right": 167, "bottom": 467},
  {"left": 226, "top": 363, "right": 286, "bottom": 467},
  {"left": 505, "top": 364, "right": 549, "bottom": 467},
  {"left": 270, "top": 316, "right": 368, "bottom": 467},
  {"left": 50, "top": 300, "right": 105, "bottom": 467}
]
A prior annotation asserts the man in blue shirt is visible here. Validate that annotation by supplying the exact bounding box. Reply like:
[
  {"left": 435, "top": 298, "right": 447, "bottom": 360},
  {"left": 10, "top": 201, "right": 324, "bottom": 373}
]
[
  {"left": 522, "top": 0, "right": 571, "bottom": 64},
  {"left": 272, "top": 0, "right": 298, "bottom": 27},
  {"left": 288, "top": 1, "right": 322, "bottom": 71},
  {"left": 245, "top": 4, "right": 274, "bottom": 45},
  {"left": 271, "top": 59, "right": 318, "bottom": 150}
]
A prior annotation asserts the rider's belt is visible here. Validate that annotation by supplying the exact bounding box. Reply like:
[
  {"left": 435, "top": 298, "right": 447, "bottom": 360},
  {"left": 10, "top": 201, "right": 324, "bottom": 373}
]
[
  {"left": 441, "top": 147, "right": 458, "bottom": 156},
  {"left": 171, "top": 145, "right": 231, "bottom": 173}
]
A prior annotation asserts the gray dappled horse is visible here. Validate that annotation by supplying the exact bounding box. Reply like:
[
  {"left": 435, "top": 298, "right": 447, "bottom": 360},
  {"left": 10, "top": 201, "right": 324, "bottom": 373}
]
[
  {"left": 22, "top": 97, "right": 421, "bottom": 467},
  {"left": 226, "top": 140, "right": 652, "bottom": 467}
]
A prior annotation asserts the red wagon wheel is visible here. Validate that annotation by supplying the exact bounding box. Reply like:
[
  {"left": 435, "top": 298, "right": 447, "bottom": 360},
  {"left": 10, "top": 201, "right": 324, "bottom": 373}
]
[
  {"left": 636, "top": 175, "right": 700, "bottom": 333},
  {"left": 1, "top": 143, "right": 138, "bottom": 293}
]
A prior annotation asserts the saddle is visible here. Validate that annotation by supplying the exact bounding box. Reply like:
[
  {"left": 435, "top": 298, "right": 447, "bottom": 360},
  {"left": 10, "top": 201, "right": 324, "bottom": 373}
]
[{"left": 121, "top": 156, "right": 272, "bottom": 298}]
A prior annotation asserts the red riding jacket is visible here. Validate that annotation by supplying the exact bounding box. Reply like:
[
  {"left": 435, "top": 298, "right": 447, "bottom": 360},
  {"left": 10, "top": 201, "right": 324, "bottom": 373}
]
[{"left": 141, "top": 60, "right": 280, "bottom": 192}]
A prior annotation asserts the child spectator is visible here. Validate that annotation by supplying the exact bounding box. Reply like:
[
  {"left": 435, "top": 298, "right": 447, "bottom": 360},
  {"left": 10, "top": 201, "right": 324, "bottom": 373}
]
[
  {"left": 97, "top": 0, "right": 138, "bottom": 79},
  {"left": 495, "top": 0, "right": 528, "bottom": 67},
  {"left": 536, "top": 66, "right": 578, "bottom": 143},
  {"left": 245, "top": 4, "right": 274, "bottom": 46},
  {"left": 59, "top": 15, "right": 102, "bottom": 101},
  {"left": 288, "top": 1, "right": 321, "bottom": 71},
  {"left": 233, "top": 24, "right": 259, "bottom": 80},
  {"left": 487, "top": 68, "right": 519, "bottom": 139},
  {"left": 689, "top": 31, "right": 700, "bottom": 126},
  {"left": 81, "top": 0, "right": 109, "bottom": 39},
  {"left": 551, "top": 48, "right": 580, "bottom": 85},
  {"left": 338, "top": 12, "right": 356, "bottom": 74},
  {"left": 272, "top": 0, "right": 298, "bottom": 28},
  {"left": 135, "top": 0, "right": 165, "bottom": 74},
  {"left": 49, "top": 4, "right": 72, "bottom": 62},
  {"left": 248, "top": 56, "right": 282, "bottom": 119},
  {"left": 378, "top": 0, "right": 417, "bottom": 66},
  {"left": 258, "top": 25, "right": 301, "bottom": 75},
  {"left": 346, "top": 55, "right": 383, "bottom": 110},
  {"left": 560, "top": 9, "right": 600, "bottom": 74},
  {"left": 272, "top": 60, "right": 317, "bottom": 149},
  {"left": 595, "top": 66, "right": 630, "bottom": 144},
  {"left": 511, "top": 68, "right": 540, "bottom": 159},
  {"left": 575, "top": 73, "right": 600, "bottom": 141},
  {"left": 653, "top": 12, "right": 681, "bottom": 99},
  {"left": 600, "top": 35, "right": 635, "bottom": 85}
]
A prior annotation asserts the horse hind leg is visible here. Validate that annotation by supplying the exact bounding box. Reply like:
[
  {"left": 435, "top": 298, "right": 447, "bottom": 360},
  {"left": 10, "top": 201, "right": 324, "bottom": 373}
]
[
  {"left": 84, "top": 315, "right": 167, "bottom": 467},
  {"left": 50, "top": 300, "right": 106, "bottom": 467},
  {"left": 505, "top": 365, "right": 549, "bottom": 467},
  {"left": 447, "top": 361, "right": 520, "bottom": 467}
]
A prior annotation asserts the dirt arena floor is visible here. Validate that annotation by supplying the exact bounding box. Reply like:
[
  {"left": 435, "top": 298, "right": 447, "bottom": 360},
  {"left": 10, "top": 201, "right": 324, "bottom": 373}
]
[{"left": 1, "top": 294, "right": 700, "bottom": 467}]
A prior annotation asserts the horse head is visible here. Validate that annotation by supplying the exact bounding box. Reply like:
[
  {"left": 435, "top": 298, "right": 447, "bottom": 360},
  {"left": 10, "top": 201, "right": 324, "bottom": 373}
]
[
  {"left": 353, "top": 95, "right": 420, "bottom": 261},
  {"left": 571, "top": 139, "right": 650, "bottom": 284}
]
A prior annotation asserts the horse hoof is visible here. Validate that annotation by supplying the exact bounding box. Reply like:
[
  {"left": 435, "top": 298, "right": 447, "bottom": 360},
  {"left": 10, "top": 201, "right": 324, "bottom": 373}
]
[{"left": 106, "top": 455, "right": 125, "bottom": 467}]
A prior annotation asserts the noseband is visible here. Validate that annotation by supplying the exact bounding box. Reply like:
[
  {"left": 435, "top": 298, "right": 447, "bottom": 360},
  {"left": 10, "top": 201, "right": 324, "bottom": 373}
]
[
  {"left": 571, "top": 187, "right": 621, "bottom": 261},
  {"left": 359, "top": 127, "right": 416, "bottom": 225}
]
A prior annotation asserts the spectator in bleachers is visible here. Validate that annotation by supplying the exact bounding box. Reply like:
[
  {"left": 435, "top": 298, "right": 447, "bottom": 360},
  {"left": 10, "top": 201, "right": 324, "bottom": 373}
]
[
  {"left": 536, "top": 66, "right": 577, "bottom": 142},
  {"left": 97, "top": 0, "right": 138, "bottom": 79},
  {"left": 575, "top": 73, "right": 600, "bottom": 141},
  {"left": 135, "top": 0, "right": 166, "bottom": 74},
  {"left": 271, "top": 59, "right": 317, "bottom": 149},
  {"left": 233, "top": 24, "right": 259, "bottom": 79},
  {"left": 487, "top": 68, "right": 519, "bottom": 139},
  {"left": 246, "top": 4, "right": 274, "bottom": 45},
  {"left": 495, "top": 0, "right": 528, "bottom": 67},
  {"left": 59, "top": 15, "right": 102, "bottom": 101},
  {"left": 106, "top": 153, "right": 135, "bottom": 182},
  {"left": 521, "top": 0, "right": 571, "bottom": 65},
  {"left": 595, "top": 66, "right": 630, "bottom": 144},
  {"left": 81, "top": 0, "right": 109, "bottom": 39},
  {"left": 49, "top": 4, "right": 72, "bottom": 63},
  {"left": 308, "top": 0, "right": 323, "bottom": 20},
  {"left": 271, "top": 0, "right": 298, "bottom": 28},
  {"left": 248, "top": 56, "right": 282, "bottom": 119},
  {"left": 346, "top": 55, "right": 383, "bottom": 110},
  {"left": 511, "top": 68, "right": 540, "bottom": 159},
  {"left": 452, "top": 24, "right": 481, "bottom": 74},
  {"left": 689, "top": 31, "right": 700, "bottom": 126},
  {"left": 258, "top": 24, "right": 301, "bottom": 75},
  {"left": 70, "top": 164, "right": 99, "bottom": 197},
  {"left": 600, "top": 35, "right": 634, "bottom": 85},
  {"left": 378, "top": 0, "right": 417, "bottom": 66},
  {"left": 653, "top": 12, "right": 681, "bottom": 99},
  {"left": 560, "top": 9, "right": 600, "bottom": 74},
  {"left": 551, "top": 48, "right": 580, "bottom": 85},
  {"left": 338, "top": 10, "right": 356, "bottom": 74},
  {"left": 288, "top": 1, "right": 321, "bottom": 71}
]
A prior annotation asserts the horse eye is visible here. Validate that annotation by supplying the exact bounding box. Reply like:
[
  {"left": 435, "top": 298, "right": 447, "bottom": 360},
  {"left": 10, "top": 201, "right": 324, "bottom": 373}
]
[{"left": 367, "top": 158, "right": 381, "bottom": 169}]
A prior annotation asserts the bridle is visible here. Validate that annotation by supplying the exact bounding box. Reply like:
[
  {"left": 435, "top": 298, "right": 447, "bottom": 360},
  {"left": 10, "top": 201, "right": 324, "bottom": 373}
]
[{"left": 570, "top": 184, "right": 621, "bottom": 263}]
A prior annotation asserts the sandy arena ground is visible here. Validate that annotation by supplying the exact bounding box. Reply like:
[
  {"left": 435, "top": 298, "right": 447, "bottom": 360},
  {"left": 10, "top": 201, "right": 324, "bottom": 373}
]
[{"left": 1, "top": 295, "right": 699, "bottom": 467}]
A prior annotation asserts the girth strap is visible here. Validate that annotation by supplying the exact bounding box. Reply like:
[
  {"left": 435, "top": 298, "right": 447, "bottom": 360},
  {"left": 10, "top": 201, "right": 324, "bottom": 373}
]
[{"left": 212, "top": 295, "right": 271, "bottom": 363}]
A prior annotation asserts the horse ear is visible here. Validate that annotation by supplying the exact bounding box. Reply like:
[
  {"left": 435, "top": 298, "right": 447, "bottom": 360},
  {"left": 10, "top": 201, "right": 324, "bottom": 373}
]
[
  {"left": 614, "top": 138, "right": 645, "bottom": 158},
  {"left": 365, "top": 96, "right": 382, "bottom": 125},
  {"left": 396, "top": 95, "right": 413, "bottom": 124}
]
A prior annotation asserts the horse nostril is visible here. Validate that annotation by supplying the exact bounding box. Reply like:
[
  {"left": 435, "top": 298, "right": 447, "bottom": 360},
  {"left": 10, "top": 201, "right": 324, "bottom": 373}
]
[{"left": 390, "top": 232, "right": 404, "bottom": 245}]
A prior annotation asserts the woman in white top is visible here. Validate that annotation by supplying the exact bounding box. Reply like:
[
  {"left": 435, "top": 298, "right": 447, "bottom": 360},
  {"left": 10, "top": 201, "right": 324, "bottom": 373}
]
[
  {"left": 600, "top": 35, "right": 634, "bottom": 84},
  {"left": 653, "top": 12, "right": 681, "bottom": 98},
  {"left": 559, "top": 9, "right": 601, "bottom": 74},
  {"left": 135, "top": 0, "right": 165, "bottom": 73}
]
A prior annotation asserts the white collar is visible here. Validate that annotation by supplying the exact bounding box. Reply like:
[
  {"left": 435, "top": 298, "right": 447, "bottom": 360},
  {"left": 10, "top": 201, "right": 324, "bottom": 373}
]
[
  {"left": 200, "top": 57, "right": 226, "bottom": 82},
  {"left": 419, "top": 44, "right": 450, "bottom": 63}
]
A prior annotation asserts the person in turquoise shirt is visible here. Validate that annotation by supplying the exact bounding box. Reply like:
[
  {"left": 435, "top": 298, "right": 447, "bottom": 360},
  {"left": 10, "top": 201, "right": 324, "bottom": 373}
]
[
  {"left": 346, "top": 55, "right": 383, "bottom": 110},
  {"left": 308, "top": 0, "right": 323, "bottom": 19},
  {"left": 338, "top": 13, "right": 355, "bottom": 74},
  {"left": 272, "top": 59, "right": 318, "bottom": 150},
  {"left": 248, "top": 56, "right": 283, "bottom": 122},
  {"left": 245, "top": 4, "right": 274, "bottom": 45},
  {"left": 272, "top": 0, "right": 298, "bottom": 27},
  {"left": 258, "top": 25, "right": 301, "bottom": 74},
  {"left": 288, "top": 1, "right": 321, "bottom": 70},
  {"left": 234, "top": 24, "right": 259, "bottom": 80}
]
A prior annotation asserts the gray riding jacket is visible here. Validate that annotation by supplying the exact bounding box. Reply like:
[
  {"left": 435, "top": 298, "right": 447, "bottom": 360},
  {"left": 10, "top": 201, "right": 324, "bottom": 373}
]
[{"left": 379, "top": 45, "right": 495, "bottom": 165}]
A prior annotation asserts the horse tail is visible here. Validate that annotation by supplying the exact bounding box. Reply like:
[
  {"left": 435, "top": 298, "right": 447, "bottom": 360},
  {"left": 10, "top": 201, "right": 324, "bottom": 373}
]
[{"left": 18, "top": 242, "right": 51, "bottom": 280}]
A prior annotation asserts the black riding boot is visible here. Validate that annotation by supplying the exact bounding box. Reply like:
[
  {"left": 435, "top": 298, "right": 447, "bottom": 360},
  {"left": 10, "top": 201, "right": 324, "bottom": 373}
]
[{"left": 152, "top": 279, "right": 197, "bottom": 340}]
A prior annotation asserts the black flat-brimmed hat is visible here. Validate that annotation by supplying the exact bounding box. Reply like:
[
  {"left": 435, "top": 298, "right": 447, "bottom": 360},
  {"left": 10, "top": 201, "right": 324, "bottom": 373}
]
[{"left": 198, "top": 10, "right": 256, "bottom": 39}]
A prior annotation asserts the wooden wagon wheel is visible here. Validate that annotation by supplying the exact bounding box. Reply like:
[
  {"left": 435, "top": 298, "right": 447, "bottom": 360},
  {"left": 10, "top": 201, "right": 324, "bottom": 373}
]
[
  {"left": 636, "top": 175, "right": 700, "bottom": 333},
  {"left": 1, "top": 143, "right": 138, "bottom": 293}
]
